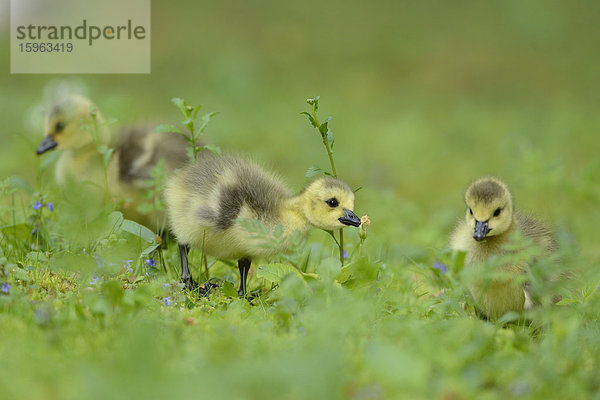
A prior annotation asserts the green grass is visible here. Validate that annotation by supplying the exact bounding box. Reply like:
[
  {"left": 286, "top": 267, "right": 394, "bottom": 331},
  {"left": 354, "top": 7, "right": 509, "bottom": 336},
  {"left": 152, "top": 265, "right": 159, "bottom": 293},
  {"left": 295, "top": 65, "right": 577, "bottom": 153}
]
[{"left": 1, "top": 1, "right": 600, "bottom": 399}]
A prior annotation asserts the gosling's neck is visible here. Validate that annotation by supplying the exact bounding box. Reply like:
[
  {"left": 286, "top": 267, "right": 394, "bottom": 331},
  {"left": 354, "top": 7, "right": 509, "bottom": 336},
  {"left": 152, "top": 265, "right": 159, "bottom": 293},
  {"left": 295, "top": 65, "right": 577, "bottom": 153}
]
[{"left": 279, "top": 194, "right": 312, "bottom": 235}]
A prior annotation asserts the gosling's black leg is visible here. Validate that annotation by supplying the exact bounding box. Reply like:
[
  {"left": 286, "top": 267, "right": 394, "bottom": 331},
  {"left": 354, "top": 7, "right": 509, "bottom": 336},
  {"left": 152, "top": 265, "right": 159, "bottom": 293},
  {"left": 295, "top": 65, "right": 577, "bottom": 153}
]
[
  {"left": 238, "top": 258, "right": 251, "bottom": 297},
  {"left": 179, "top": 243, "right": 197, "bottom": 291}
]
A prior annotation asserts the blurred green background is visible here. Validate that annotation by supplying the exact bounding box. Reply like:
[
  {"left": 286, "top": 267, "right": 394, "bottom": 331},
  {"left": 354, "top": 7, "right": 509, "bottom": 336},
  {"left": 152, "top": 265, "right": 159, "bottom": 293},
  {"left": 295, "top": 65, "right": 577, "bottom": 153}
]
[{"left": 1, "top": 1, "right": 600, "bottom": 399}]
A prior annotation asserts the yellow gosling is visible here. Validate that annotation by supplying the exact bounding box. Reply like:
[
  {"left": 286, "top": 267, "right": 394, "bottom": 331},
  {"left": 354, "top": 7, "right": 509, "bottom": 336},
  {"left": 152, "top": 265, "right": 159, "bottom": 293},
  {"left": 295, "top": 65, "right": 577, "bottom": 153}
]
[
  {"left": 164, "top": 155, "right": 361, "bottom": 295},
  {"left": 450, "top": 177, "right": 556, "bottom": 319}
]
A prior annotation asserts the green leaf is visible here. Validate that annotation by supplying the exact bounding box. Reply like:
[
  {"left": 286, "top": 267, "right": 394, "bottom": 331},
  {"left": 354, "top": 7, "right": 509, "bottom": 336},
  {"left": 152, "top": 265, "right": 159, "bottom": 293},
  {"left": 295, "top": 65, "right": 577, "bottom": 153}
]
[
  {"left": 197, "top": 112, "right": 219, "bottom": 134},
  {"left": 497, "top": 311, "right": 522, "bottom": 325},
  {"left": 121, "top": 219, "right": 156, "bottom": 243},
  {"left": 171, "top": 98, "right": 187, "bottom": 118},
  {"left": 305, "top": 166, "right": 325, "bottom": 178},
  {"left": 140, "top": 244, "right": 160, "bottom": 257},
  {"left": 221, "top": 281, "right": 238, "bottom": 297},
  {"left": 301, "top": 112, "right": 318, "bottom": 129},
  {"left": 336, "top": 264, "right": 352, "bottom": 284},
  {"left": 202, "top": 144, "right": 222, "bottom": 155},
  {"left": 98, "top": 146, "right": 114, "bottom": 168},
  {"left": 452, "top": 250, "right": 467, "bottom": 273},
  {"left": 257, "top": 263, "right": 302, "bottom": 284},
  {"left": 317, "top": 257, "right": 342, "bottom": 283},
  {"left": 326, "top": 128, "right": 334, "bottom": 149},
  {"left": 0, "top": 223, "right": 34, "bottom": 241},
  {"left": 154, "top": 124, "right": 182, "bottom": 134}
]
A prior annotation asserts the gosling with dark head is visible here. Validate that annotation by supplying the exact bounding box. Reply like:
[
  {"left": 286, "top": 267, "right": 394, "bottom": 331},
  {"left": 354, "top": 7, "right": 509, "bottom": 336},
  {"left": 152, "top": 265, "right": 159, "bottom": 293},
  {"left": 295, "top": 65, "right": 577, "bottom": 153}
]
[
  {"left": 450, "top": 177, "right": 556, "bottom": 319},
  {"left": 164, "top": 155, "right": 361, "bottom": 295}
]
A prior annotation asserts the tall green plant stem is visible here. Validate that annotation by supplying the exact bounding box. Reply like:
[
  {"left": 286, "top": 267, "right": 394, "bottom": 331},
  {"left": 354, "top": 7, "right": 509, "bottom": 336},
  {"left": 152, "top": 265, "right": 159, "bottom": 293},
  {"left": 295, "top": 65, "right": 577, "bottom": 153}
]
[{"left": 309, "top": 102, "right": 344, "bottom": 265}]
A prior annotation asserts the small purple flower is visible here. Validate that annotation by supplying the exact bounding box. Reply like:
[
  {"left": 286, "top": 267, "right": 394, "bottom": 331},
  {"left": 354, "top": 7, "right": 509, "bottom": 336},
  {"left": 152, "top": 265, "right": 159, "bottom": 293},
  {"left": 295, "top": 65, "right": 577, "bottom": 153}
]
[
  {"left": 163, "top": 283, "right": 169, "bottom": 291},
  {"left": 123, "top": 259, "right": 133, "bottom": 273},
  {"left": 164, "top": 297, "right": 172, "bottom": 306},
  {"left": 432, "top": 262, "right": 448, "bottom": 274},
  {"left": 1, "top": 282, "right": 10, "bottom": 294},
  {"left": 47, "top": 203, "right": 54, "bottom": 212},
  {"left": 31, "top": 227, "right": 39, "bottom": 235},
  {"left": 90, "top": 274, "right": 99, "bottom": 285},
  {"left": 343, "top": 250, "right": 348, "bottom": 260},
  {"left": 33, "top": 201, "right": 42, "bottom": 210},
  {"left": 146, "top": 259, "right": 157, "bottom": 268}
]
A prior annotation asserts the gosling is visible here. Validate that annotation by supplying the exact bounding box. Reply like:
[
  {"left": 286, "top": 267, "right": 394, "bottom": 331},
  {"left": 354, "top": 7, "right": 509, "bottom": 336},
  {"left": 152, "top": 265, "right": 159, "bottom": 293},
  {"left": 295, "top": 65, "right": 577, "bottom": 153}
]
[
  {"left": 164, "top": 155, "right": 362, "bottom": 295},
  {"left": 450, "top": 177, "right": 556, "bottom": 319},
  {"left": 36, "top": 94, "right": 189, "bottom": 229}
]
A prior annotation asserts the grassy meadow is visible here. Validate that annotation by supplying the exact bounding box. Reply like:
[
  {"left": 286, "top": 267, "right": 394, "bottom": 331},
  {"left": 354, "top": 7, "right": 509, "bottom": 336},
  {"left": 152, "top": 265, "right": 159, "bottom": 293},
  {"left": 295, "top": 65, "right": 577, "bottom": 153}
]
[{"left": 1, "top": 1, "right": 600, "bottom": 399}]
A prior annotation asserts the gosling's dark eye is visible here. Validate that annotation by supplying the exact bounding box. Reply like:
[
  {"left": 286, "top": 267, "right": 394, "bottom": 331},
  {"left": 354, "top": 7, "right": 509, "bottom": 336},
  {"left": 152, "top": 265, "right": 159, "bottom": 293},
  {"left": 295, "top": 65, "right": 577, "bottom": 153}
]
[
  {"left": 469, "top": 208, "right": 473, "bottom": 216},
  {"left": 493, "top": 208, "right": 501, "bottom": 217},
  {"left": 326, "top": 198, "right": 339, "bottom": 208},
  {"left": 55, "top": 121, "right": 65, "bottom": 133}
]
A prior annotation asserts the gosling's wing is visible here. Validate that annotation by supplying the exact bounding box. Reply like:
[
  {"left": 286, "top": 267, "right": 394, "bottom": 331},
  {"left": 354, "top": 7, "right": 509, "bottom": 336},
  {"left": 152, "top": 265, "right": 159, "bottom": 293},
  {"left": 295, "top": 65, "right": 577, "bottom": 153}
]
[
  {"left": 515, "top": 212, "right": 556, "bottom": 253},
  {"left": 206, "top": 157, "right": 288, "bottom": 230},
  {"left": 116, "top": 126, "right": 189, "bottom": 188}
]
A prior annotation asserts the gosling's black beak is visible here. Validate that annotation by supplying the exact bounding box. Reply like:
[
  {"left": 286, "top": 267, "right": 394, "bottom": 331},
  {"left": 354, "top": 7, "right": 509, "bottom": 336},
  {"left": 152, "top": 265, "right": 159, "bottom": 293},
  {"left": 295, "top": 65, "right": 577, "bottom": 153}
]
[
  {"left": 473, "top": 220, "right": 490, "bottom": 241},
  {"left": 338, "top": 209, "right": 361, "bottom": 227},
  {"left": 36, "top": 136, "right": 58, "bottom": 155}
]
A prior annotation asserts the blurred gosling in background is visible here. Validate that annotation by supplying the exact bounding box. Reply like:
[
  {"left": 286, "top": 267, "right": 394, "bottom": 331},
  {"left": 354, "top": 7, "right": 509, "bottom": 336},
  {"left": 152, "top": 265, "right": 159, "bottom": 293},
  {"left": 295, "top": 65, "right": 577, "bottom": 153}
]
[
  {"left": 165, "top": 155, "right": 361, "bottom": 295},
  {"left": 450, "top": 177, "right": 557, "bottom": 320},
  {"left": 36, "top": 94, "right": 189, "bottom": 230}
]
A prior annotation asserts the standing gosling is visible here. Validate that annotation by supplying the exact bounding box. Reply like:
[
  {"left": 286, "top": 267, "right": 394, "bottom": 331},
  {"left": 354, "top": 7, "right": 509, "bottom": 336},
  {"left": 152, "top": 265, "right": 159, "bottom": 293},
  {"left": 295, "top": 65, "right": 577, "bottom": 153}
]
[
  {"left": 164, "top": 155, "right": 362, "bottom": 295},
  {"left": 36, "top": 94, "right": 188, "bottom": 228},
  {"left": 450, "top": 177, "right": 556, "bottom": 319}
]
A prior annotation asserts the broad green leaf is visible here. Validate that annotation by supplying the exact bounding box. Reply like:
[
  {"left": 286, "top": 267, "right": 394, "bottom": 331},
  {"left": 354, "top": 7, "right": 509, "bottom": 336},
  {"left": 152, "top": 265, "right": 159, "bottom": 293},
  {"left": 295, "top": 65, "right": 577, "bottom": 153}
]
[
  {"left": 257, "top": 263, "right": 302, "bottom": 284},
  {"left": 121, "top": 219, "right": 156, "bottom": 243},
  {"left": 106, "top": 211, "right": 124, "bottom": 235},
  {"left": 317, "top": 257, "right": 342, "bottom": 283},
  {"left": 154, "top": 124, "right": 182, "bottom": 134}
]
